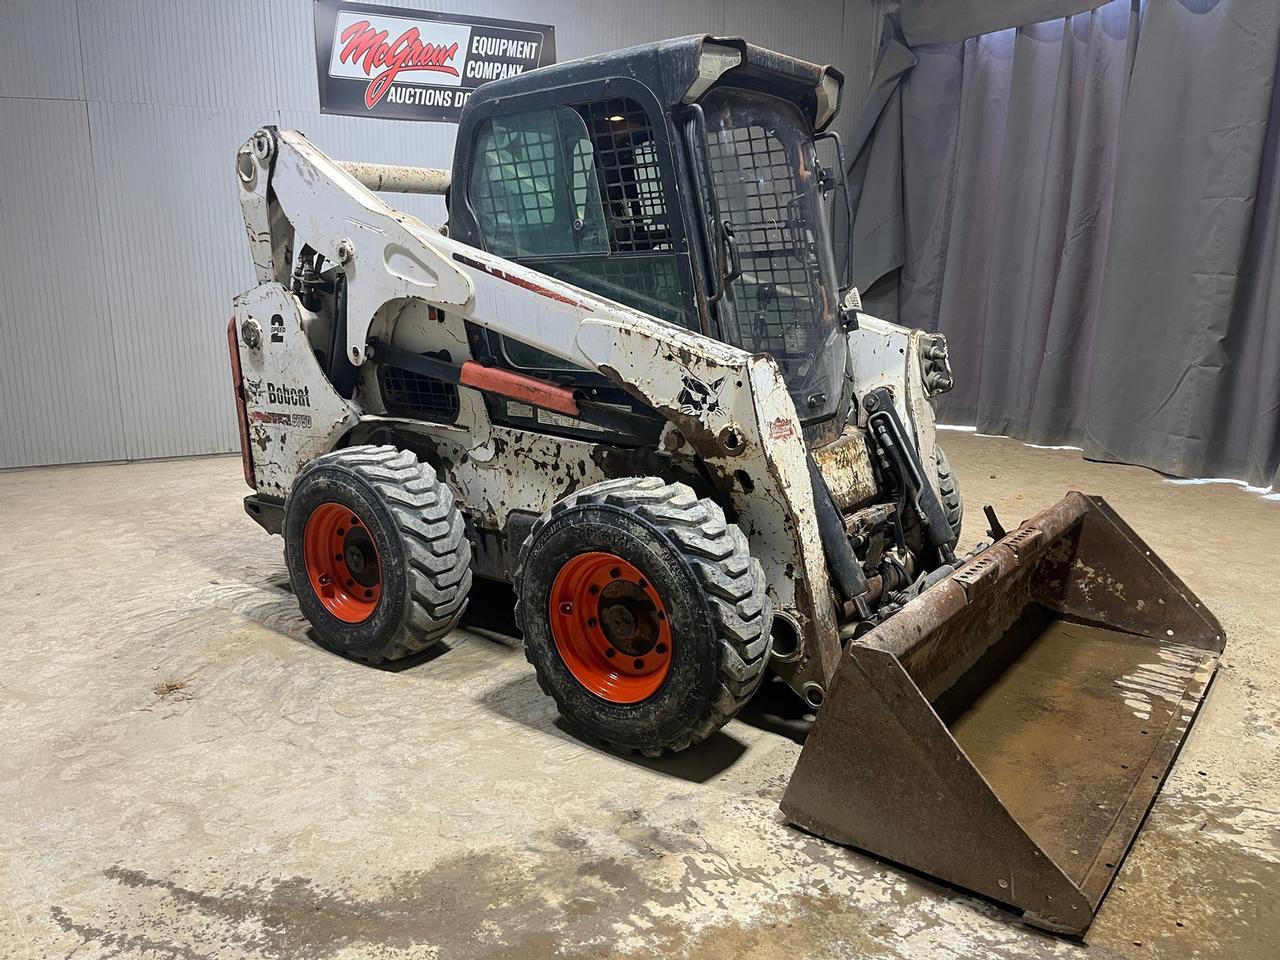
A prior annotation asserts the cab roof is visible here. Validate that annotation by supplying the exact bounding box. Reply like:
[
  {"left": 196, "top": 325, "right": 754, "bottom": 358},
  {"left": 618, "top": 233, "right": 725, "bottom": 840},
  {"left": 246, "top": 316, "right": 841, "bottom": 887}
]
[{"left": 464, "top": 35, "right": 844, "bottom": 132}]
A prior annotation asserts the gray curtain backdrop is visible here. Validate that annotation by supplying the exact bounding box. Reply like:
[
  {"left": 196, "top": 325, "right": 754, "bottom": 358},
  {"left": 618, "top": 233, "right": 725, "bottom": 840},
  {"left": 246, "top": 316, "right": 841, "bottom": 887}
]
[
  {"left": 1085, "top": 0, "right": 1280, "bottom": 487},
  {"left": 900, "top": 0, "right": 1110, "bottom": 45},
  {"left": 848, "top": 0, "right": 1280, "bottom": 488}
]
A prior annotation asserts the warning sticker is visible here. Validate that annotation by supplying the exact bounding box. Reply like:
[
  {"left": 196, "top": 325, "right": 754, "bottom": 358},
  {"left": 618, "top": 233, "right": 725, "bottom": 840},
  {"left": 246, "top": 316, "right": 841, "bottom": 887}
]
[{"left": 536, "top": 409, "right": 604, "bottom": 432}]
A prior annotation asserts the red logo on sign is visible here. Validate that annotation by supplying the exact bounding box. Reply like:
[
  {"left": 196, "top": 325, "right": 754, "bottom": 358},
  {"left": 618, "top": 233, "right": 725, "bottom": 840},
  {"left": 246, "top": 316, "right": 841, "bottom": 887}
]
[{"left": 337, "top": 20, "right": 461, "bottom": 108}]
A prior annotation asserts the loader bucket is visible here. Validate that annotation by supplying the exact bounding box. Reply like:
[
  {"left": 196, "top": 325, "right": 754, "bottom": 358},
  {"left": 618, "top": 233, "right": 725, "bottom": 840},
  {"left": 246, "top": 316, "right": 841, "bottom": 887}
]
[{"left": 781, "top": 492, "right": 1224, "bottom": 936}]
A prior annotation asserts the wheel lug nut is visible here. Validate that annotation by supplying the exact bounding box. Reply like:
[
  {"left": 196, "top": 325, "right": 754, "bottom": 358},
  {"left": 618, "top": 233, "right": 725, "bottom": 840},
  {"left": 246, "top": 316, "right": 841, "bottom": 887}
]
[
  {"left": 610, "top": 567, "right": 621, "bottom": 578},
  {"left": 587, "top": 618, "right": 597, "bottom": 627},
  {"left": 656, "top": 643, "right": 667, "bottom": 654},
  {"left": 605, "top": 648, "right": 616, "bottom": 657},
  {"left": 337, "top": 528, "right": 345, "bottom": 536},
  {"left": 633, "top": 658, "right": 644, "bottom": 669},
  {"left": 559, "top": 601, "right": 573, "bottom": 615}
]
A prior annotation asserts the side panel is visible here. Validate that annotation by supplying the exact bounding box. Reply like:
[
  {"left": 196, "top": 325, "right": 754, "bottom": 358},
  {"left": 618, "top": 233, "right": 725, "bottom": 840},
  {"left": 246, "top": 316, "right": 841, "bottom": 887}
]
[
  {"left": 847, "top": 314, "right": 940, "bottom": 494},
  {"left": 349, "top": 405, "right": 613, "bottom": 536},
  {"left": 231, "top": 282, "right": 360, "bottom": 498}
]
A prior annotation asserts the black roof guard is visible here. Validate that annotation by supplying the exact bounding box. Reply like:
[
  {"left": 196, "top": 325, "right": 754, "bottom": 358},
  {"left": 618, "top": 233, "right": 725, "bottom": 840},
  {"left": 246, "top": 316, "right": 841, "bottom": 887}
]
[{"left": 464, "top": 35, "right": 844, "bottom": 132}]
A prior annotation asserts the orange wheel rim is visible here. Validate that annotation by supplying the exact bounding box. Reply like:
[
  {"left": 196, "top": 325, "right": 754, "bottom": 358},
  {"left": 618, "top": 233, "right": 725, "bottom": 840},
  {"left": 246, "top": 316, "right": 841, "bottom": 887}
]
[
  {"left": 303, "top": 502, "right": 382, "bottom": 624},
  {"left": 549, "top": 552, "right": 673, "bottom": 704}
]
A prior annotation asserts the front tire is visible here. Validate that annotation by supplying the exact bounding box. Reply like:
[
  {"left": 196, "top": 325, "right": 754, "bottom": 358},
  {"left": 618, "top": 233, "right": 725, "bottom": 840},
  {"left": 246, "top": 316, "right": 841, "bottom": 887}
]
[
  {"left": 935, "top": 443, "right": 963, "bottom": 546},
  {"left": 515, "top": 477, "right": 772, "bottom": 755},
  {"left": 283, "top": 445, "right": 472, "bottom": 663}
]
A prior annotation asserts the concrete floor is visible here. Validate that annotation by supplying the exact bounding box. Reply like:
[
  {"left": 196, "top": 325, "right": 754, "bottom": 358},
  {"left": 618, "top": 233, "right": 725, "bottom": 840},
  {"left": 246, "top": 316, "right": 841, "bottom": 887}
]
[{"left": 1, "top": 432, "right": 1276, "bottom": 959}]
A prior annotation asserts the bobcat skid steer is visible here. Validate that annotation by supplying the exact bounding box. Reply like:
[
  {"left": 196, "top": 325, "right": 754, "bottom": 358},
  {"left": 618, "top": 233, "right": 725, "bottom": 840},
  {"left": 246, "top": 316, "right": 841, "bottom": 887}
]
[{"left": 227, "top": 36, "right": 1223, "bottom": 935}]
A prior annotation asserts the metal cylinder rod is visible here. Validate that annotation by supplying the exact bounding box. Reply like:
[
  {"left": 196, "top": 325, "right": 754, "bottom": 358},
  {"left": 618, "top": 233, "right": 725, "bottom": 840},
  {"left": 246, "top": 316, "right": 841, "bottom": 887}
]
[{"left": 337, "top": 160, "right": 451, "bottom": 195}]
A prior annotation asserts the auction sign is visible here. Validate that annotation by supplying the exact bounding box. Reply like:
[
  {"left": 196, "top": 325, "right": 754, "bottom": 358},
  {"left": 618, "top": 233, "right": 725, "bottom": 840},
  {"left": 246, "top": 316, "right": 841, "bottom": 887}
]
[{"left": 313, "top": 1, "right": 555, "bottom": 122}]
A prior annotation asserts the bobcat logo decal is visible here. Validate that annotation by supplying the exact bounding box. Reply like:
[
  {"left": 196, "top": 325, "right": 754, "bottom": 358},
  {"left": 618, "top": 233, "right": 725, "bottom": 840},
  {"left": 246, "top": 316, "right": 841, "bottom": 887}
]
[{"left": 677, "top": 374, "right": 725, "bottom": 417}]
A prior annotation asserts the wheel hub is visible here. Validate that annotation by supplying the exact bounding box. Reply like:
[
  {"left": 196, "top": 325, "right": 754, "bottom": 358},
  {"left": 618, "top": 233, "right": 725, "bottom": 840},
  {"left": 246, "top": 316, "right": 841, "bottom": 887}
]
[
  {"left": 303, "top": 502, "right": 382, "bottom": 624},
  {"left": 599, "top": 580, "right": 660, "bottom": 657},
  {"left": 343, "top": 529, "right": 379, "bottom": 586},
  {"left": 549, "top": 552, "right": 672, "bottom": 703}
]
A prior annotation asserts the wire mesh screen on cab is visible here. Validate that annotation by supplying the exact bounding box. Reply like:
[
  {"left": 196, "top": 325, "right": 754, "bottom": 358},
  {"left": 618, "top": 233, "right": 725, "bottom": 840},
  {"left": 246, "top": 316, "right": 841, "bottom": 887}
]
[
  {"left": 469, "top": 95, "right": 688, "bottom": 372},
  {"left": 701, "top": 89, "right": 843, "bottom": 423},
  {"left": 705, "top": 119, "right": 821, "bottom": 358}
]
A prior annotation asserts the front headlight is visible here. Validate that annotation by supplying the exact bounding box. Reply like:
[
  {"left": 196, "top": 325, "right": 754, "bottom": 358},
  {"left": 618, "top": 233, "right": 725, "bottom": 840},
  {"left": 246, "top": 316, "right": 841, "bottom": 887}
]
[{"left": 920, "top": 333, "right": 954, "bottom": 396}]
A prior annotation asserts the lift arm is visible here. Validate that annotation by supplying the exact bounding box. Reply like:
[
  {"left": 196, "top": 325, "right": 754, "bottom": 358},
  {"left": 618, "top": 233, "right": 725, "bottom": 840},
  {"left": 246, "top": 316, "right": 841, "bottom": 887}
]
[{"left": 234, "top": 126, "right": 843, "bottom": 691}]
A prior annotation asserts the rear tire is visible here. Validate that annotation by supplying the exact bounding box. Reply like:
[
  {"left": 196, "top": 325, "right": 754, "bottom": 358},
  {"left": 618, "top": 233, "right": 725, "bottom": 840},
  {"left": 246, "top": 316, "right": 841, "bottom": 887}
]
[
  {"left": 283, "top": 445, "right": 472, "bottom": 663},
  {"left": 515, "top": 477, "right": 772, "bottom": 755},
  {"left": 935, "top": 443, "right": 963, "bottom": 546}
]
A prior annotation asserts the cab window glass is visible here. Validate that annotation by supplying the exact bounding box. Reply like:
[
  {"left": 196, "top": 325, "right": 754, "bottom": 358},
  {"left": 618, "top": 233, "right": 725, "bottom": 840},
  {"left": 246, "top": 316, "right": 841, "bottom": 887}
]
[
  {"left": 468, "top": 97, "right": 689, "bottom": 372},
  {"left": 469, "top": 107, "right": 608, "bottom": 258}
]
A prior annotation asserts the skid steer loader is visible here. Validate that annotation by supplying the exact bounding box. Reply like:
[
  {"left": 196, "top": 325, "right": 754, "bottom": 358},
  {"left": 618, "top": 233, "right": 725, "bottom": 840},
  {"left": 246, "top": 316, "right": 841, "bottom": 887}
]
[{"left": 227, "top": 36, "right": 1223, "bottom": 935}]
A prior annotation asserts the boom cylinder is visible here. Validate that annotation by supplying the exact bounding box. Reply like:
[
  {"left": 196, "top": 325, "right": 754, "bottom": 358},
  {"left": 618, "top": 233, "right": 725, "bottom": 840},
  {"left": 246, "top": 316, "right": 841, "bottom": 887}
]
[{"left": 337, "top": 161, "right": 451, "bottom": 195}]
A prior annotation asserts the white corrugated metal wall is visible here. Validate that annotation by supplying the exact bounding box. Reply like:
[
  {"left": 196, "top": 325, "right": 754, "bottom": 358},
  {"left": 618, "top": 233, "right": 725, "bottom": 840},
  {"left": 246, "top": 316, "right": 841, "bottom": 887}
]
[{"left": 0, "top": 0, "right": 882, "bottom": 468}]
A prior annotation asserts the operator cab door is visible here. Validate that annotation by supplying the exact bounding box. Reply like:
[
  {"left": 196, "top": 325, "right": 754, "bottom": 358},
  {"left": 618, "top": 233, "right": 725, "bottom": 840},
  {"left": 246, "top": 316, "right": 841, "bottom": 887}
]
[
  {"left": 451, "top": 80, "right": 700, "bottom": 446},
  {"left": 684, "top": 88, "right": 848, "bottom": 446}
]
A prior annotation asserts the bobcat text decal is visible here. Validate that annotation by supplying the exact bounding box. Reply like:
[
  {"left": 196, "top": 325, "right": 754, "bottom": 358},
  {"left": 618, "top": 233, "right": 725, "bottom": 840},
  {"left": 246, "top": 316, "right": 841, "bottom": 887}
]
[{"left": 266, "top": 383, "right": 312, "bottom": 408}]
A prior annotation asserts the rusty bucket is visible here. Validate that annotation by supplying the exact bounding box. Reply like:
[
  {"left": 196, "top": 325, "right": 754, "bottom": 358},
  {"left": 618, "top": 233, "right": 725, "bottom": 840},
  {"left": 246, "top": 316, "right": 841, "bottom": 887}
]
[{"left": 781, "top": 492, "right": 1224, "bottom": 936}]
